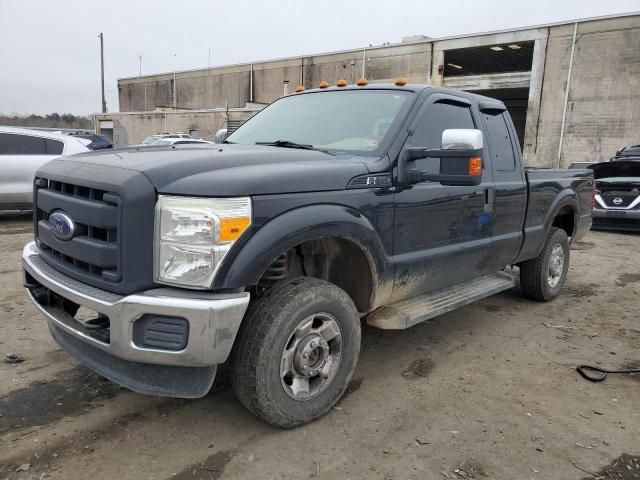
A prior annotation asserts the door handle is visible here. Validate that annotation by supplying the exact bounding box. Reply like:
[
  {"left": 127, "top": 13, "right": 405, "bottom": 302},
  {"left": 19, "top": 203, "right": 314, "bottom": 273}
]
[{"left": 484, "top": 188, "right": 495, "bottom": 213}]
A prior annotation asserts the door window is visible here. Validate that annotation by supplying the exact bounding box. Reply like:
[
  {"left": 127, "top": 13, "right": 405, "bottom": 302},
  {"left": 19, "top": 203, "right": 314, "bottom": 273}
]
[
  {"left": 409, "top": 101, "right": 475, "bottom": 172},
  {"left": 482, "top": 112, "right": 515, "bottom": 171},
  {"left": 0, "top": 133, "right": 63, "bottom": 155}
]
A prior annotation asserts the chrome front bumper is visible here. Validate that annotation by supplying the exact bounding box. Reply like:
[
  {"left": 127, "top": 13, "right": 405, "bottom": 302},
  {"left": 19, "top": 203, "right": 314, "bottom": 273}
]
[
  {"left": 22, "top": 241, "right": 250, "bottom": 397},
  {"left": 592, "top": 207, "right": 640, "bottom": 220}
]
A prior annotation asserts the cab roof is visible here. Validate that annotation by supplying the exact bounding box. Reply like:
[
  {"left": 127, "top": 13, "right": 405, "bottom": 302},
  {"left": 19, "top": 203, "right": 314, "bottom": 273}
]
[{"left": 293, "top": 83, "right": 506, "bottom": 110}]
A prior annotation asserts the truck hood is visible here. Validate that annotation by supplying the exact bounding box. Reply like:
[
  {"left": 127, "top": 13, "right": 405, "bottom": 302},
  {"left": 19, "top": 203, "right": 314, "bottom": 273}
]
[
  {"left": 589, "top": 160, "right": 640, "bottom": 180},
  {"left": 52, "top": 144, "right": 371, "bottom": 196}
]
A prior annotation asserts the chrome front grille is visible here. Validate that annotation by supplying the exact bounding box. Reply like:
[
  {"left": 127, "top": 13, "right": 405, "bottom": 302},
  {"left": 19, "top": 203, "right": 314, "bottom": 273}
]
[
  {"left": 600, "top": 191, "right": 639, "bottom": 208},
  {"left": 35, "top": 177, "right": 121, "bottom": 282}
]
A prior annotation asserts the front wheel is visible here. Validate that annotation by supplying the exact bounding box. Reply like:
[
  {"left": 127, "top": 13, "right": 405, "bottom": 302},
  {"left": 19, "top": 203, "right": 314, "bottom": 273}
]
[
  {"left": 519, "top": 227, "right": 570, "bottom": 301},
  {"left": 230, "top": 277, "right": 361, "bottom": 428}
]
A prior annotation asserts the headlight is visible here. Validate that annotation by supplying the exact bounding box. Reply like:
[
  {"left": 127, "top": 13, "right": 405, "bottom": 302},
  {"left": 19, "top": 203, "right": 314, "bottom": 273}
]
[{"left": 154, "top": 195, "right": 251, "bottom": 288}]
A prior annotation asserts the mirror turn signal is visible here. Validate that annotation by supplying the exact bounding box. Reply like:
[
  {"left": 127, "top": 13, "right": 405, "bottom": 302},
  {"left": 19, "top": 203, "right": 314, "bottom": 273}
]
[{"left": 469, "top": 156, "right": 482, "bottom": 176}]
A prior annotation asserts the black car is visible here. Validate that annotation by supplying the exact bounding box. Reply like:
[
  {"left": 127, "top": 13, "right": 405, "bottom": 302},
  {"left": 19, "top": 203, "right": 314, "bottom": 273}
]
[
  {"left": 612, "top": 144, "right": 640, "bottom": 159},
  {"left": 71, "top": 133, "right": 112, "bottom": 150},
  {"left": 23, "top": 83, "right": 593, "bottom": 427},
  {"left": 590, "top": 154, "right": 640, "bottom": 231}
]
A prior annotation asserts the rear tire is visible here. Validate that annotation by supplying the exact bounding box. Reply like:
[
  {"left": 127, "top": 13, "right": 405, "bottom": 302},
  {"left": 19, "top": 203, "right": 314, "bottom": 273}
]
[
  {"left": 519, "top": 227, "right": 570, "bottom": 301},
  {"left": 231, "top": 277, "right": 361, "bottom": 428}
]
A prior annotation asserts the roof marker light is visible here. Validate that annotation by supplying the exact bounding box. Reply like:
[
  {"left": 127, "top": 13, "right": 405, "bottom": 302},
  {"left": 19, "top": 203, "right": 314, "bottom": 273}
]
[
  {"left": 490, "top": 46, "right": 504, "bottom": 51},
  {"left": 394, "top": 77, "right": 407, "bottom": 86},
  {"left": 337, "top": 79, "right": 347, "bottom": 87},
  {"left": 356, "top": 77, "right": 368, "bottom": 86},
  {"left": 447, "top": 63, "right": 463, "bottom": 70},
  {"left": 295, "top": 85, "right": 305, "bottom": 92},
  {"left": 508, "top": 44, "right": 521, "bottom": 50},
  {"left": 319, "top": 81, "right": 329, "bottom": 89}
]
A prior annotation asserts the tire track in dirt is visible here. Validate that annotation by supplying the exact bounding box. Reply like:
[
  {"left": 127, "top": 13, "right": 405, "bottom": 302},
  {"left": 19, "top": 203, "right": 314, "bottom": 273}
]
[{"left": 0, "top": 367, "right": 123, "bottom": 434}]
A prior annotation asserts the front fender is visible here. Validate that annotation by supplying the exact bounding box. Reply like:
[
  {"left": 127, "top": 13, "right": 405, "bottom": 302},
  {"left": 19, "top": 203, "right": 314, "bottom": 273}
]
[{"left": 212, "top": 204, "right": 391, "bottom": 290}]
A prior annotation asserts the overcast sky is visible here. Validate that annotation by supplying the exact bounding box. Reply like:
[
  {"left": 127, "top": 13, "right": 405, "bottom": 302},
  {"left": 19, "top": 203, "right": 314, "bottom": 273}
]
[{"left": 0, "top": 0, "right": 638, "bottom": 116}]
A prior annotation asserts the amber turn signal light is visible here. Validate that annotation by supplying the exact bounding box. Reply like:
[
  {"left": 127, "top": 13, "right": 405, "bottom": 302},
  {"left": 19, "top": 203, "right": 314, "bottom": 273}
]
[
  {"left": 468, "top": 156, "right": 482, "bottom": 176},
  {"left": 219, "top": 217, "right": 251, "bottom": 242}
]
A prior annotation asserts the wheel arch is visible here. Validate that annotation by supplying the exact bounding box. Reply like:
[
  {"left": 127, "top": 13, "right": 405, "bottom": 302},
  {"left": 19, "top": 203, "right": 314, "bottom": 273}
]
[
  {"left": 515, "top": 190, "right": 579, "bottom": 264},
  {"left": 546, "top": 192, "right": 579, "bottom": 239},
  {"left": 212, "top": 204, "right": 390, "bottom": 313}
]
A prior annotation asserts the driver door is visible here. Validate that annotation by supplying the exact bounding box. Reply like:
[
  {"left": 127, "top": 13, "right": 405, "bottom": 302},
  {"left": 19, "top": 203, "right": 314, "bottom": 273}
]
[{"left": 391, "top": 94, "right": 494, "bottom": 303}]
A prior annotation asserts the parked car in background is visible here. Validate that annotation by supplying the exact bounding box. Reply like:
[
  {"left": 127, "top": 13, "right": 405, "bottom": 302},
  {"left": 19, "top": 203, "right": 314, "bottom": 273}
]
[
  {"left": 69, "top": 133, "right": 112, "bottom": 150},
  {"left": 611, "top": 144, "right": 640, "bottom": 160},
  {"left": 141, "top": 133, "right": 191, "bottom": 145},
  {"left": 591, "top": 154, "right": 640, "bottom": 232},
  {"left": 0, "top": 126, "right": 89, "bottom": 210},
  {"left": 213, "top": 128, "right": 228, "bottom": 143}
]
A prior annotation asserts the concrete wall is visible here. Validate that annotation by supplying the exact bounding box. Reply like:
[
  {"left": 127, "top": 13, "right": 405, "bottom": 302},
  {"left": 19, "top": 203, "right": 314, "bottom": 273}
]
[
  {"left": 95, "top": 108, "right": 259, "bottom": 147},
  {"left": 117, "top": 14, "right": 640, "bottom": 167},
  {"left": 118, "top": 43, "right": 432, "bottom": 112},
  {"left": 529, "top": 16, "right": 640, "bottom": 167}
]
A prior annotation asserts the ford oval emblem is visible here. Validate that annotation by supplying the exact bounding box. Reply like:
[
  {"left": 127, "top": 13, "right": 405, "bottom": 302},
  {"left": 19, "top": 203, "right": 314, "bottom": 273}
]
[{"left": 49, "top": 211, "right": 75, "bottom": 241}]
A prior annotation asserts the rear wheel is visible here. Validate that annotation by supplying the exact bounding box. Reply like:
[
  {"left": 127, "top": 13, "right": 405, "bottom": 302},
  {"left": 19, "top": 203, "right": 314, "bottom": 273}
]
[
  {"left": 519, "top": 227, "right": 570, "bottom": 301},
  {"left": 231, "top": 277, "right": 361, "bottom": 428}
]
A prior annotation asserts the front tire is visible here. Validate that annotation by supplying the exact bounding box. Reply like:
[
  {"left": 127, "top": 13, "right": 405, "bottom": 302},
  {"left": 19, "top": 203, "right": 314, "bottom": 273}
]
[
  {"left": 519, "top": 227, "right": 570, "bottom": 301},
  {"left": 231, "top": 277, "right": 361, "bottom": 428}
]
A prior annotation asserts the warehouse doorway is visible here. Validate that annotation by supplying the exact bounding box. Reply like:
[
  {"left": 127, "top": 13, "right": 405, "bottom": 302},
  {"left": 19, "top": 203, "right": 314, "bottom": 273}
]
[
  {"left": 442, "top": 41, "right": 534, "bottom": 149},
  {"left": 97, "top": 120, "right": 114, "bottom": 142}
]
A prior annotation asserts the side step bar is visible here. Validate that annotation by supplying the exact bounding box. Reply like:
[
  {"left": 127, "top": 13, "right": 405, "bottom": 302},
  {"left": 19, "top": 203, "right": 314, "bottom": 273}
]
[{"left": 367, "top": 272, "right": 515, "bottom": 330}]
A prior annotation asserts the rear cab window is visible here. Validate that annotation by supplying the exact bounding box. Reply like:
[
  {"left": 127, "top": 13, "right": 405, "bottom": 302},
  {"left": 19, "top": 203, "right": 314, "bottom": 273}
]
[{"left": 482, "top": 111, "right": 516, "bottom": 171}]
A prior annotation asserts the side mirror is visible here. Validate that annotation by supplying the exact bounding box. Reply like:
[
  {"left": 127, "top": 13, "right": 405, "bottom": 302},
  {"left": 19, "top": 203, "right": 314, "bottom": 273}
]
[
  {"left": 398, "top": 129, "right": 484, "bottom": 187},
  {"left": 213, "top": 128, "right": 228, "bottom": 143},
  {"left": 441, "top": 128, "right": 483, "bottom": 151}
]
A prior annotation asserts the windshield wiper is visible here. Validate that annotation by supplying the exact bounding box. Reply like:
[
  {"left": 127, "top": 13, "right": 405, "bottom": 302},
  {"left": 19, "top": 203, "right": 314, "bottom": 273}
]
[
  {"left": 255, "top": 140, "right": 316, "bottom": 150},
  {"left": 255, "top": 140, "right": 335, "bottom": 156}
]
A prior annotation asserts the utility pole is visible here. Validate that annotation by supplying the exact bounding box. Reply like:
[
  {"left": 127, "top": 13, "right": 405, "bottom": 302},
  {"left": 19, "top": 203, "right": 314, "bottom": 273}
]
[
  {"left": 98, "top": 33, "right": 107, "bottom": 113},
  {"left": 138, "top": 55, "right": 142, "bottom": 76}
]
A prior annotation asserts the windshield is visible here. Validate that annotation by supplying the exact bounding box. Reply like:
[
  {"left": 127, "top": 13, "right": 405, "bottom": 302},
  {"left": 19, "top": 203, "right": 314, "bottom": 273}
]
[
  {"left": 226, "top": 90, "right": 413, "bottom": 155},
  {"left": 151, "top": 139, "right": 174, "bottom": 146},
  {"left": 142, "top": 135, "right": 160, "bottom": 144}
]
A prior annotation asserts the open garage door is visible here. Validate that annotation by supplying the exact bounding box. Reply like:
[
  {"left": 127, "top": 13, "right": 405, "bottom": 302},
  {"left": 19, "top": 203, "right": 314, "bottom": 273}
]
[{"left": 442, "top": 41, "right": 534, "bottom": 149}]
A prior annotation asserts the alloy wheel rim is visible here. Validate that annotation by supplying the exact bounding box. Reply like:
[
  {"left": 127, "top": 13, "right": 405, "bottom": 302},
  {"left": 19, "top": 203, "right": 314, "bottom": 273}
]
[
  {"left": 280, "top": 313, "right": 343, "bottom": 401},
  {"left": 548, "top": 244, "right": 565, "bottom": 288}
]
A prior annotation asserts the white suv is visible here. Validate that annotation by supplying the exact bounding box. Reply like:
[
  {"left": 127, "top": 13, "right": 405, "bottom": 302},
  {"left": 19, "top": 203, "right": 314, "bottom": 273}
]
[
  {"left": 141, "top": 133, "right": 192, "bottom": 145},
  {"left": 0, "top": 126, "right": 90, "bottom": 210}
]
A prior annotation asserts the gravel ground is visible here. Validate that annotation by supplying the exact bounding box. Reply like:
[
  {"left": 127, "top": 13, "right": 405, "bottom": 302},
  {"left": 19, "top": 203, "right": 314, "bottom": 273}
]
[{"left": 0, "top": 213, "right": 639, "bottom": 480}]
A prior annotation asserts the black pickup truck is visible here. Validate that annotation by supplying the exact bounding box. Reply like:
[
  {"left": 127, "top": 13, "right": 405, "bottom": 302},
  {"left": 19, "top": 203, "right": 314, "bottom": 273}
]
[{"left": 23, "top": 82, "right": 593, "bottom": 427}]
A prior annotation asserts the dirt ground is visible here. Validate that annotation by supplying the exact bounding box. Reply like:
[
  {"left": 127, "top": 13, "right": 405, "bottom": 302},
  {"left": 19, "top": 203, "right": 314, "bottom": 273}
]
[{"left": 1, "top": 212, "right": 639, "bottom": 480}]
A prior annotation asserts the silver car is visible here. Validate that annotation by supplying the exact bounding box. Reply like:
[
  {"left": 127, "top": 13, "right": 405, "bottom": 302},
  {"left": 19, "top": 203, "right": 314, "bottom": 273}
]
[{"left": 0, "top": 126, "right": 89, "bottom": 210}]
